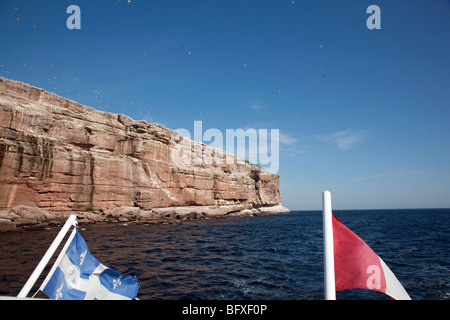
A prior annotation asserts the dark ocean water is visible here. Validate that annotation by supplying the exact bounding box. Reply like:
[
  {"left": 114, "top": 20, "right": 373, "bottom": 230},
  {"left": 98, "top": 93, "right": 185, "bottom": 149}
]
[{"left": 0, "top": 209, "right": 449, "bottom": 300}]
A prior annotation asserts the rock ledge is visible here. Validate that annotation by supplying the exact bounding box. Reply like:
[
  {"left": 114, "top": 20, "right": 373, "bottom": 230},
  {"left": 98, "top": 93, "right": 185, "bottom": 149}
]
[{"left": 0, "top": 77, "right": 289, "bottom": 231}]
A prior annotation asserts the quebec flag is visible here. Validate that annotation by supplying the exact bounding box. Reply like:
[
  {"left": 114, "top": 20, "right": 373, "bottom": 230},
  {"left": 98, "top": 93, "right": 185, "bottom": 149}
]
[{"left": 40, "top": 230, "right": 139, "bottom": 300}]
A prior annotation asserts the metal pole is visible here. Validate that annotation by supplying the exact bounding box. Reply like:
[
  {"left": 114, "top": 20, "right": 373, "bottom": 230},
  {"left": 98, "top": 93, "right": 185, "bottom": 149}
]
[
  {"left": 17, "top": 214, "right": 78, "bottom": 298},
  {"left": 322, "top": 191, "right": 336, "bottom": 300}
]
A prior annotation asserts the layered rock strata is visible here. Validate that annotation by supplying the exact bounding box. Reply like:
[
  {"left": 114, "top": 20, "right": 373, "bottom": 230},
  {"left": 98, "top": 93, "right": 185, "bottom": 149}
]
[{"left": 0, "top": 77, "right": 289, "bottom": 231}]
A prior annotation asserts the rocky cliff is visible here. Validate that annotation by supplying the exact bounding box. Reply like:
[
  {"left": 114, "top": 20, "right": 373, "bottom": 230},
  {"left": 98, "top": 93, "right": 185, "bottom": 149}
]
[{"left": 0, "top": 77, "right": 289, "bottom": 231}]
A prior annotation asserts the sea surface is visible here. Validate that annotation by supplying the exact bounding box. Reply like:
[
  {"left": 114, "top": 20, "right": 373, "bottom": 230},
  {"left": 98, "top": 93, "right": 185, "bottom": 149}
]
[{"left": 0, "top": 209, "right": 449, "bottom": 300}]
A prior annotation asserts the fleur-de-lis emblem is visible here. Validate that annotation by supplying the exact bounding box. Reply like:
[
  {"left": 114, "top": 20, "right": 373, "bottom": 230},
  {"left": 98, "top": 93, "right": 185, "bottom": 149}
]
[
  {"left": 113, "top": 276, "right": 122, "bottom": 290},
  {"left": 79, "top": 250, "right": 87, "bottom": 266},
  {"left": 55, "top": 283, "right": 63, "bottom": 300}
]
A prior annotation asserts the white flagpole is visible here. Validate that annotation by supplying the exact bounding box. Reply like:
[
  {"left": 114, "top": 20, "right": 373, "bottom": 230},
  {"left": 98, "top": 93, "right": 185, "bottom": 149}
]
[
  {"left": 17, "top": 214, "right": 78, "bottom": 298},
  {"left": 322, "top": 191, "right": 336, "bottom": 300},
  {"left": 37, "top": 225, "right": 78, "bottom": 294}
]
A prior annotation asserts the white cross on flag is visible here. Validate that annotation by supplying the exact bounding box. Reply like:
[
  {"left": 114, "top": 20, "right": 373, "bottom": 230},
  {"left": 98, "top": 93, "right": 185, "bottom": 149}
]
[{"left": 39, "top": 229, "right": 139, "bottom": 300}]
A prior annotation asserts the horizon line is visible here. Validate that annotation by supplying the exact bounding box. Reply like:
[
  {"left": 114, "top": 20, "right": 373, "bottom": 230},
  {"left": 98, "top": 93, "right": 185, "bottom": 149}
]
[{"left": 288, "top": 207, "right": 450, "bottom": 212}]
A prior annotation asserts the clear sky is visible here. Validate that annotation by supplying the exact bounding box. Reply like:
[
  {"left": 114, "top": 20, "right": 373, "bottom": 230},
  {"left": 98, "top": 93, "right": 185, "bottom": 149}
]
[{"left": 1, "top": 0, "right": 449, "bottom": 210}]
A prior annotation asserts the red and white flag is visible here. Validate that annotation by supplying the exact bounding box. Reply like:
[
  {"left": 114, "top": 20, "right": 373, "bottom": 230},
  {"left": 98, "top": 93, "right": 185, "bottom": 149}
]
[{"left": 332, "top": 213, "right": 411, "bottom": 300}]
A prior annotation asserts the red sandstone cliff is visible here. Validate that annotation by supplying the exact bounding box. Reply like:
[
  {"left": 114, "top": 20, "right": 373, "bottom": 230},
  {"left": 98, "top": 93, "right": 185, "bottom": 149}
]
[{"left": 0, "top": 77, "right": 289, "bottom": 231}]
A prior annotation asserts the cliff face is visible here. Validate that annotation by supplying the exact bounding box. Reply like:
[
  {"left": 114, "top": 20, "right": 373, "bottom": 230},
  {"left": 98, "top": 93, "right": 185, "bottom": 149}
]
[{"left": 0, "top": 77, "right": 288, "bottom": 229}]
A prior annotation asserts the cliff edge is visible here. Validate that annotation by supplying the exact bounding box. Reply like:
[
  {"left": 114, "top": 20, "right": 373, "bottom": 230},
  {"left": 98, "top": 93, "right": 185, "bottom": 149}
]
[{"left": 0, "top": 77, "right": 289, "bottom": 231}]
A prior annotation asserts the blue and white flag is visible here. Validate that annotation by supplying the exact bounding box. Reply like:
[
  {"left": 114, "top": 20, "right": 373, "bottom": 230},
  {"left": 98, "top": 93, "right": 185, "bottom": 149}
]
[{"left": 40, "top": 229, "right": 139, "bottom": 300}]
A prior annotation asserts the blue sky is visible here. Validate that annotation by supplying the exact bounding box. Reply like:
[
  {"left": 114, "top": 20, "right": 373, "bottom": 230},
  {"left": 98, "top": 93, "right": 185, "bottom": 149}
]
[{"left": 1, "top": 0, "right": 449, "bottom": 210}]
